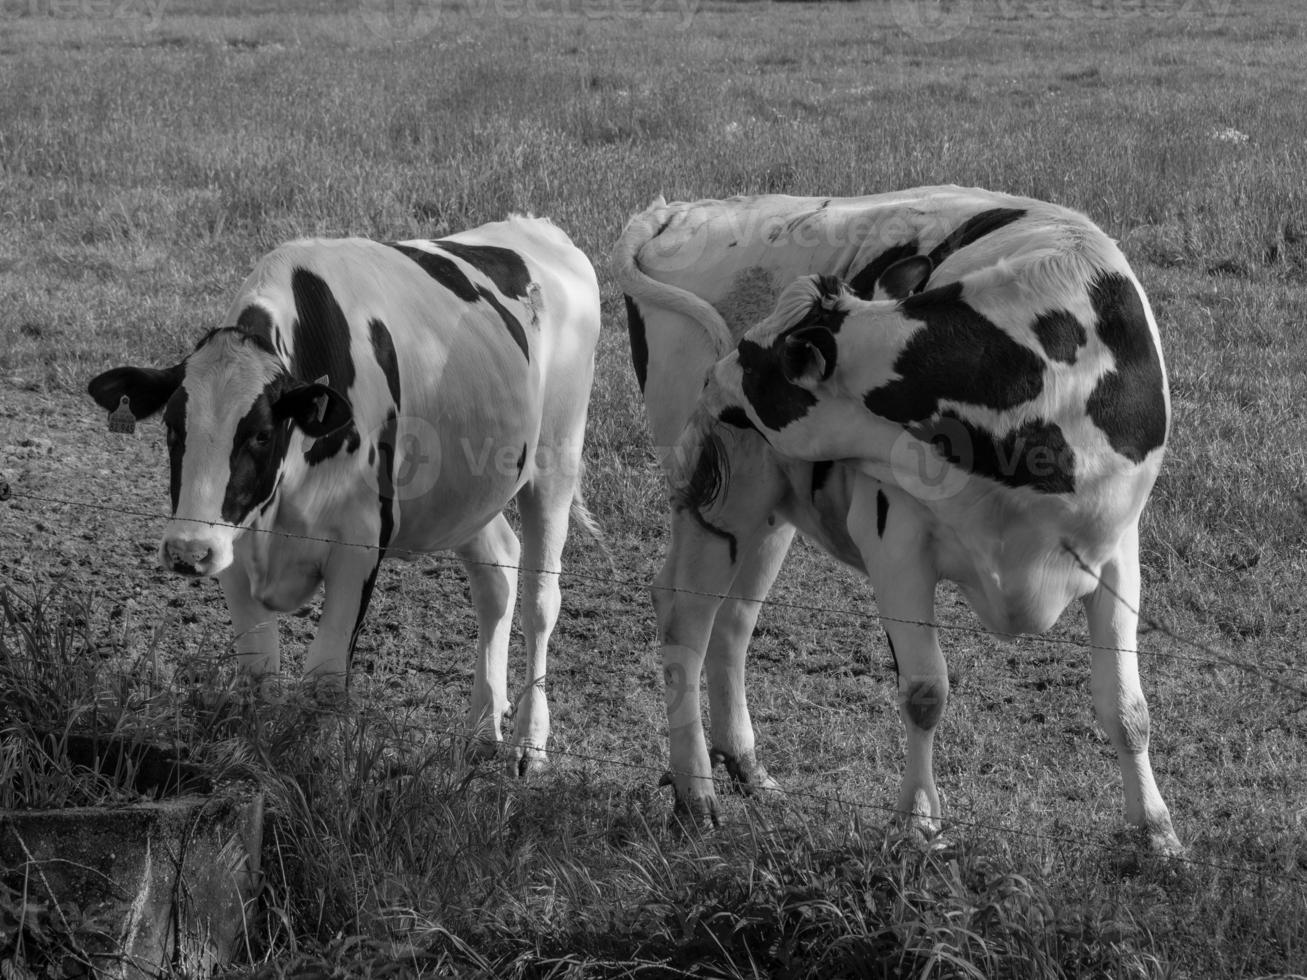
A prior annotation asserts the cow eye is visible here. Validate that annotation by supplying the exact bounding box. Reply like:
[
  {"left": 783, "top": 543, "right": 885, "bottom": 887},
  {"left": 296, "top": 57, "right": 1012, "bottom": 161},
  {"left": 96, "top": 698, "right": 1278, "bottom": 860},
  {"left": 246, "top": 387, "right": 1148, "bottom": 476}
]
[{"left": 248, "top": 429, "right": 273, "bottom": 450}]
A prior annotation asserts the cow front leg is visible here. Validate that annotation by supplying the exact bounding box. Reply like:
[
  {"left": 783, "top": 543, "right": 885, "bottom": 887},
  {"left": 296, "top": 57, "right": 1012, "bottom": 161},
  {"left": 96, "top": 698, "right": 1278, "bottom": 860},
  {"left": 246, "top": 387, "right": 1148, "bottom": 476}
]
[
  {"left": 849, "top": 481, "right": 946, "bottom": 833},
  {"left": 456, "top": 514, "right": 520, "bottom": 758},
  {"left": 655, "top": 506, "right": 737, "bottom": 825},
  {"left": 1082, "top": 526, "right": 1181, "bottom": 855},
  {"left": 705, "top": 520, "right": 794, "bottom": 796},
  {"left": 219, "top": 559, "right": 281, "bottom": 682},
  {"left": 304, "top": 544, "right": 383, "bottom": 689}
]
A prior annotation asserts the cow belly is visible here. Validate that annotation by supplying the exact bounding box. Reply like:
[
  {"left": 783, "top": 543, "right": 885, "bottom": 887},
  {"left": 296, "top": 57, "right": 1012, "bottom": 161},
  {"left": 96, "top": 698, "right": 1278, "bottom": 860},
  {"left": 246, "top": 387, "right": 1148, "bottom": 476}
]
[{"left": 388, "top": 422, "right": 537, "bottom": 554}]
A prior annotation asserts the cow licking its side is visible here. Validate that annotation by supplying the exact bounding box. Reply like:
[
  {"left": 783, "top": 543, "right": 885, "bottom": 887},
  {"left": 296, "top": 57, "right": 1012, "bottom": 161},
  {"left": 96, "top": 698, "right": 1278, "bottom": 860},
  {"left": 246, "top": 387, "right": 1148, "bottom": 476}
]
[
  {"left": 614, "top": 188, "right": 1180, "bottom": 853},
  {"left": 89, "top": 217, "right": 601, "bottom": 773}
]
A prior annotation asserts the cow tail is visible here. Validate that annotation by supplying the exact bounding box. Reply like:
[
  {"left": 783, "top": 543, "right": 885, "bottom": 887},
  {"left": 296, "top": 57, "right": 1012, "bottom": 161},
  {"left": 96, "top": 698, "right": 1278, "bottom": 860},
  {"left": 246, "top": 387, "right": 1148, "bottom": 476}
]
[
  {"left": 668, "top": 403, "right": 729, "bottom": 515},
  {"left": 569, "top": 473, "right": 615, "bottom": 572},
  {"left": 610, "top": 198, "right": 735, "bottom": 357}
]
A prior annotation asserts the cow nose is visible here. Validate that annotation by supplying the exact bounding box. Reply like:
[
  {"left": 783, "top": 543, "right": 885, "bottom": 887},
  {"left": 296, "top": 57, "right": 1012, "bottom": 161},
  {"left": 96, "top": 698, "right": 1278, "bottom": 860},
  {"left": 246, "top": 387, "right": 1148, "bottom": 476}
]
[{"left": 162, "top": 537, "right": 213, "bottom": 575}]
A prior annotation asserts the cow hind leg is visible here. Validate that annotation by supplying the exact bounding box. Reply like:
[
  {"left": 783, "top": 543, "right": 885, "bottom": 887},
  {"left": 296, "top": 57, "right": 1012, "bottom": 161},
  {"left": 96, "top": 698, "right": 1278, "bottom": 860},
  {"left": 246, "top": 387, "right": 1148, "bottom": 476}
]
[
  {"left": 1082, "top": 527, "right": 1181, "bottom": 855},
  {"left": 509, "top": 472, "right": 576, "bottom": 776},
  {"left": 654, "top": 506, "right": 740, "bottom": 826},
  {"left": 705, "top": 521, "right": 795, "bottom": 796},
  {"left": 456, "top": 514, "right": 520, "bottom": 758}
]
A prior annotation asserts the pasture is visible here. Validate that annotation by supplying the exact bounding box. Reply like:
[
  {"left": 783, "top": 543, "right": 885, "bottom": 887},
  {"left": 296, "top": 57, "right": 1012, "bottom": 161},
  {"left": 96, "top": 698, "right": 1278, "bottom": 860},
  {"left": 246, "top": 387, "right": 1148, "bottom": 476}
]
[{"left": 1, "top": 0, "right": 1305, "bottom": 975}]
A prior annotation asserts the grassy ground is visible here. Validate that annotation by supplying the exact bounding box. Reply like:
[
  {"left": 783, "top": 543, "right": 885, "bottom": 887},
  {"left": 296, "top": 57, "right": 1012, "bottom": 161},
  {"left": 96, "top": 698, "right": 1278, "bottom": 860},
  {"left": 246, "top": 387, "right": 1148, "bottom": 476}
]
[{"left": 1, "top": 0, "right": 1305, "bottom": 976}]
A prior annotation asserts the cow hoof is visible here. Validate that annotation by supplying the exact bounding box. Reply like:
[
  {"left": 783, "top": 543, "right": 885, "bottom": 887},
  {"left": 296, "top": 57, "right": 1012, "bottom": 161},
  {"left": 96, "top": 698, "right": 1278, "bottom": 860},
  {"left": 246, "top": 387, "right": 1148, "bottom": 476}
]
[
  {"left": 710, "top": 748, "right": 781, "bottom": 797},
  {"left": 659, "top": 774, "right": 719, "bottom": 831},
  {"left": 507, "top": 747, "right": 548, "bottom": 778},
  {"left": 461, "top": 736, "right": 500, "bottom": 764},
  {"left": 1132, "top": 824, "right": 1185, "bottom": 859}
]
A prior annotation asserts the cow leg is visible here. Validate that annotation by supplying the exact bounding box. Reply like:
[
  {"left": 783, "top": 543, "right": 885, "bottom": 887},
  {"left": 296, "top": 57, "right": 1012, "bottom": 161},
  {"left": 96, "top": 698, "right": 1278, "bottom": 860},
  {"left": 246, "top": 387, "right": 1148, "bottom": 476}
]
[
  {"left": 848, "top": 481, "right": 946, "bottom": 832},
  {"left": 219, "top": 559, "right": 281, "bottom": 680},
  {"left": 456, "top": 513, "right": 521, "bottom": 757},
  {"left": 304, "top": 544, "right": 382, "bottom": 688},
  {"left": 655, "top": 505, "right": 735, "bottom": 825},
  {"left": 508, "top": 473, "right": 574, "bottom": 777},
  {"left": 705, "top": 520, "right": 795, "bottom": 795},
  {"left": 1082, "top": 525, "right": 1181, "bottom": 854}
]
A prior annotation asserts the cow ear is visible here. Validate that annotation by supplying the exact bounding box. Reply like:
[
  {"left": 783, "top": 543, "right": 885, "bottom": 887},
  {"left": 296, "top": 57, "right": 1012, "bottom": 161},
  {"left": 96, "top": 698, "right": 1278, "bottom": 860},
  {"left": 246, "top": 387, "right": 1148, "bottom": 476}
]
[
  {"left": 88, "top": 364, "right": 184, "bottom": 419},
  {"left": 274, "top": 382, "right": 353, "bottom": 438},
  {"left": 874, "top": 255, "right": 933, "bottom": 300},
  {"left": 781, "top": 326, "right": 837, "bottom": 387}
]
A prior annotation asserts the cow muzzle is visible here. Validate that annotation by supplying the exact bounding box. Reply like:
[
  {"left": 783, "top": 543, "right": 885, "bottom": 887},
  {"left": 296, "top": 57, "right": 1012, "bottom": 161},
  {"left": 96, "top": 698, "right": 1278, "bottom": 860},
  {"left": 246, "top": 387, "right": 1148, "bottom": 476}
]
[{"left": 160, "top": 529, "right": 232, "bottom": 578}]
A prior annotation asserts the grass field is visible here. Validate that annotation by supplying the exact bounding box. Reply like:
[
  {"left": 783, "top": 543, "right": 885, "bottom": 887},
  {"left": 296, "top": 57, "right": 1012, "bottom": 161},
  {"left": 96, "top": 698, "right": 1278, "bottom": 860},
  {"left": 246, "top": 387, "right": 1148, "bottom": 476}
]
[{"left": 1, "top": 0, "right": 1306, "bottom": 976}]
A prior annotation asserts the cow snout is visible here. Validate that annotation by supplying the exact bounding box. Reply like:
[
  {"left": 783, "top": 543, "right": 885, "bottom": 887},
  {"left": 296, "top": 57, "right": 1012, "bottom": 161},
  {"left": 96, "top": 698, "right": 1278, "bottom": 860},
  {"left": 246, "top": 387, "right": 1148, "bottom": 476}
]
[{"left": 161, "top": 536, "right": 216, "bottom": 577}]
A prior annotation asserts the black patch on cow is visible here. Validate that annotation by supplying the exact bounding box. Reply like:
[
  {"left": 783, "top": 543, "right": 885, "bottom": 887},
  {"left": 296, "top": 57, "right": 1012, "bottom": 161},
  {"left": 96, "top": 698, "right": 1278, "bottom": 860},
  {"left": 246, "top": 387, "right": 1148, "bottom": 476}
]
[
  {"left": 863, "top": 282, "right": 1045, "bottom": 423},
  {"left": 624, "top": 294, "right": 650, "bottom": 393},
  {"left": 739, "top": 338, "right": 818, "bottom": 431},
  {"left": 348, "top": 562, "right": 381, "bottom": 668},
  {"left": 718, "top": 406, "right": 755, "bottom": 431},
  {"left": 847, "top": 242, "right": 920, "bottom": 299},
  {"left": 1084, "top": 272, "right": 1167, "bottom": 463},
  {"left": 876, "top": 489, "right": 889, "bottom": 538},
  {"left": 517, "top": 443, "right": 528, "bottom": 476},
  {"left": 221, "top": 379, "right": 294, "bottom": 524},
  {"left": 1031, "top": 309, "right": 1086, "bottom": 364},
  {"left": 368, "top": 445, "right": 376, "bottom": 466},
  {"left": 811, "top": 460, "right": 834, "bottom": 500},
  {"left": 927, "top": 208, "right": 1027, "bottom": 268},
  {"left": 375, "top": 409, "right": 400, "bottom": 525},
  {"left": 291, "top": 268, "right": 361, "bottom": 464},
  {"left": 161, "top": 386, "right": 188, "bottom": 514},
  {"left": 369, "top": 318, "right": 401, "bottom": 406},
  {"left": 235, "top": 305, "right": 275, "bottom": 346},
  {"left": 909, "top": 411, "right": 1076, "bottom": 494},
  {"left": 349, "top": 409, "right": 399, "bottom": 663},
  {"left": 475, "top": 284, "right": 529, "bottom": 361},
  {"left": 435, "top": 242, "right": 531, "bottom": 298},
  {"left": 389, "top": 243, "right": 479, "bottom": 302}
]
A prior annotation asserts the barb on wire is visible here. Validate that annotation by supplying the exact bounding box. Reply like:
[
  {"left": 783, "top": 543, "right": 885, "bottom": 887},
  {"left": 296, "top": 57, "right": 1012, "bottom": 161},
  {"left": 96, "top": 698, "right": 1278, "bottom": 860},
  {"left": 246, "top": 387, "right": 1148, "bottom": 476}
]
[{"left": 7, "top": 486, "right": 1304, "bottom": 690}]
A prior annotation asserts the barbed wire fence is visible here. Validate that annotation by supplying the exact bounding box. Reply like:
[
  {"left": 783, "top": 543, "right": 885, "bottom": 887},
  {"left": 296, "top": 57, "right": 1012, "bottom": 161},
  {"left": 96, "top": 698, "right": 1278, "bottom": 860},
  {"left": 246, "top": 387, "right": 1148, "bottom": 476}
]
[{"left": 2, "top": 484, "right": 1306, "bottom": 892}]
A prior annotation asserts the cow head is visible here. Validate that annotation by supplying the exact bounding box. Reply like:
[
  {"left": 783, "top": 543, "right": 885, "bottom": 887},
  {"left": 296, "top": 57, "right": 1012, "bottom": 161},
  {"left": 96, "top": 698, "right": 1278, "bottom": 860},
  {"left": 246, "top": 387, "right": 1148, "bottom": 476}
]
[
  {"left": 706, "top": 259, "right": 932, "bottom": 462},
  {"left": 89, "top": 328, "right": 352, "bottom": 577}
]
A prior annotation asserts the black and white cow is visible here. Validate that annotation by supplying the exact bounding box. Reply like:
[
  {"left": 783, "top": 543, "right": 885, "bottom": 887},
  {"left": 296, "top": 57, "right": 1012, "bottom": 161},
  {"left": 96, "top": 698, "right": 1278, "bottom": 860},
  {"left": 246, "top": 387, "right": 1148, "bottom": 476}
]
[
  {"left": 89, "top": 217, "right": 601, "bottom": 772},
  {"left": 613, "top": 188, "right": 1180, "bottom": 853}
]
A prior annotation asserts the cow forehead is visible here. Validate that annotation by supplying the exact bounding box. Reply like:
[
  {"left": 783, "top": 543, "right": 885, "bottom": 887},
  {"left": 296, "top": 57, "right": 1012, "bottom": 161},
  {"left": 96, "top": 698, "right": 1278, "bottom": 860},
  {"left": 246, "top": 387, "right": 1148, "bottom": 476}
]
[{"left": 179, "top": 331, "right": 285, "bottom": 423}]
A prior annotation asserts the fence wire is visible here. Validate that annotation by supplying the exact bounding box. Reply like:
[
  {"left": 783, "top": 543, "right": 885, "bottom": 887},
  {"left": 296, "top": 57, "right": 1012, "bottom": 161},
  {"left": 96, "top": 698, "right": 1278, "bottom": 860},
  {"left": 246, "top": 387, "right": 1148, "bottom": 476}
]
[
  {"left": 3, "top": 483, "right": 1307, "bottom": 891},
  {"left": 5, "top": 486, "right": 1305, "bottom": 699}
]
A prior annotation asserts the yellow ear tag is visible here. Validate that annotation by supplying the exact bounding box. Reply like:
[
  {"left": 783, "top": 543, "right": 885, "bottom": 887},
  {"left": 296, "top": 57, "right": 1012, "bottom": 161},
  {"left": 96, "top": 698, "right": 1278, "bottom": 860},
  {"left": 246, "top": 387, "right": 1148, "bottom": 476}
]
[{"left": 108, "top": 395, "right": 136, "bottom": 435}]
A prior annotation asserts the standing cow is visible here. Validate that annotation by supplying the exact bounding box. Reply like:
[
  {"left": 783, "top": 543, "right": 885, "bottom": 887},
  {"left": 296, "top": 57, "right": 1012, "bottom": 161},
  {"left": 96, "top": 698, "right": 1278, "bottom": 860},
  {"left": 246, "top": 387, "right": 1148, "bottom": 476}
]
[
  {"left": 89, "top": 217, "right": 601, "bottom": 773},
  {"left": 613, "top": 188, "right": 1180, "bottom": 853}
]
